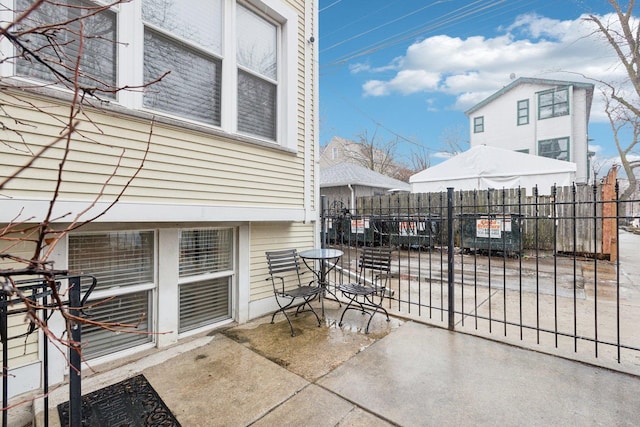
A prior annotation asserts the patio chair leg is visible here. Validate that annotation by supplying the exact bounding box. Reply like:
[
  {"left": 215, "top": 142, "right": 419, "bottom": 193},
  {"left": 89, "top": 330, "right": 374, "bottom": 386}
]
[
  {"left": 271, "top": 299, "right": 297, "bottom": 336},
  {"left": 364, "top": 304, "right": 390, "bottom": 334},
  {"left": 338, "top": 296, "right": 359, "bottom": 327}
]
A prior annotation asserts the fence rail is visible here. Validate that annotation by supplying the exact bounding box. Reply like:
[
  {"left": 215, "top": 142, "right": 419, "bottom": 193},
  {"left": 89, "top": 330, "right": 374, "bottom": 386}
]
[{"left": 322, "top": 181, "right": 640, "bottom": 369}]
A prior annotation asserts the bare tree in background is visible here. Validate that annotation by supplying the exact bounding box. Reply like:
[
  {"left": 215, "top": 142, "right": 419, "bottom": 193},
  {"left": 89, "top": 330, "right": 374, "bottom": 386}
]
[
  {"left": 439, "top": 125, "right": 467, "bottom": 156},
  {"left": 0, "top": 0, "right": 167, "bottom": 397},
  {"left": 410, "top": 146, "right": 431, "bottom": 172},
  {"left": 359, "top": 128, "right": 398, "bottom": 174},
  {"left": 344, "top": 127, "right": 398, "bottom": 175},
  {"left": 585, "top": 1, "right": 640, "bottom": 199}
]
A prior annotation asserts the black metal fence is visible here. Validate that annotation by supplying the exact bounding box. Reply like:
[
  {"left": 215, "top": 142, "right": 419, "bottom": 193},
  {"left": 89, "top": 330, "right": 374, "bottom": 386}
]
[
  {"left": 321, "top": 182, "right": 640, "bottom": 369},
  {"left": 1, "top": 273, "right": 96, "bottom": 427}
]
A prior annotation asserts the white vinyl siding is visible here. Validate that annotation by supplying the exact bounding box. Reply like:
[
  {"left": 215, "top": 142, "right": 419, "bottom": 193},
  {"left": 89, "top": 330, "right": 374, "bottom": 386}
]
[
  {"left": 249, "top": 221, "right": 315, "bottom": 301},
  {"left": 68, "top": 231, "right": 155, "bottom": 359},
  {"left": 178, "top": 228, "right": 234, "bottom": 333},
  {"left": 0, "top": 96, "right": 305, "bottom": 208}
]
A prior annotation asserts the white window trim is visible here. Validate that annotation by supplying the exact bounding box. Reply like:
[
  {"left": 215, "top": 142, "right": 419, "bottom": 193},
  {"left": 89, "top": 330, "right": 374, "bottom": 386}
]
[{"left": 4, "top": 0, "right": 299, "bottom": 151}]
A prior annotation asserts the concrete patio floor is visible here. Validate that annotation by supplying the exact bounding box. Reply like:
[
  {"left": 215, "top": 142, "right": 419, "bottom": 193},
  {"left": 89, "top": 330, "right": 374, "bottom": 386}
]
[{"left": 30, "top": 301, "right": 640, "bottom": 427}]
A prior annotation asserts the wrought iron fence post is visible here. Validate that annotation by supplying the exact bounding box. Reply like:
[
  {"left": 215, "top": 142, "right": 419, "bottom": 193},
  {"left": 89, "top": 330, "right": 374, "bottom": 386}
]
[
  {"left": 447, "top": 187, "right": 455, "bottom": 330},
  {"left": 69, "top": 275, "right": 82, "bottom": 427},
  {"left": 321, "top": 195, "right": 327, "bottom": 249},
  {"left": 1, "top": 290, "right": 8, "bottom": 427}
]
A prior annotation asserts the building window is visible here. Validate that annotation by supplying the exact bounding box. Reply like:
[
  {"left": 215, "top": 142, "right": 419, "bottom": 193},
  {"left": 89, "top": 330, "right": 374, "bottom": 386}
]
[
  {"left": 142, "top": 0, "right": 222, "bottom": 125},
  {"left": 178, "top": 228, "right": 234, "bottom": 333},
  {"left": 517, "top": 99, "right": 529, "bottom": 125},
  {"left": 237, "top": 5, "right": 278, "bottom": 140},
  {"left": 516, "top": 149, "right": 530, "bottom": 154},
  {"left": 474, "top": 116, "right": 484, "bottom": 133},
  {"left": 538, "top": 88, "right": 569, "bottom": 119},
  {"left": 538, "top": 137, "right": 570, "bottom": 161},
  {"left": 12, "top": 0, "right": 295, "bottom": 147},
  {"left": 68, "top": 231, "right": 155, "bottom": 359},
  {"left": 15, "top": 0, "right": 117, "bottom": 95}
]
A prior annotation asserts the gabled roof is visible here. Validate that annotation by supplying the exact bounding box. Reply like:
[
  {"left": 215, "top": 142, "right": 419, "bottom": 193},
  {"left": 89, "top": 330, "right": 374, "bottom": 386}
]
[
  {"left": 464, "top": 77, "right": 595, "bottom": 116},
  {"left": 321, "top": 163, "right": 411, "bottom": 191}
]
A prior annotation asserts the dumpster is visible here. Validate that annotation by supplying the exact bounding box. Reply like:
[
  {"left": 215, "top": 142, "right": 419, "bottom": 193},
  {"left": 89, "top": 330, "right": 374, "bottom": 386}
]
[
  {"left": 386, "top": 214, "right": 441, "bottom": 249},
  {"left": 460, "top": 213, "right": 523, "bottom": 256},
  {"left": 325, "top": 215, "right": 349, "bottom": 244},
  {"left": 344, "top": 215, "right": 378, "bottom": 246}
]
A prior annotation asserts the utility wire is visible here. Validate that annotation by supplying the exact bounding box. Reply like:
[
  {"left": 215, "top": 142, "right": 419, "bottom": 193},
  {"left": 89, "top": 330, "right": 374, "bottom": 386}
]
[
  {"left": 320, "top": 0, "right": 401, "bottom": 41},
  {"left": 325, "top": 0, "right": 509, "bottom": 66},
  {"left": 319, "top": 0, "right": 344, "bottom": 13},
  {"left": 320, "top": 0, "right": 451, "bottom": 53}
]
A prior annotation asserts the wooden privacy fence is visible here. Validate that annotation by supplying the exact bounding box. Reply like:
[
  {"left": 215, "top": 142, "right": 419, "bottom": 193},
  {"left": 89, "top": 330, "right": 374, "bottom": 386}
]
[{"left": 351, "top": 174, "right": 618, "bottom": 260}]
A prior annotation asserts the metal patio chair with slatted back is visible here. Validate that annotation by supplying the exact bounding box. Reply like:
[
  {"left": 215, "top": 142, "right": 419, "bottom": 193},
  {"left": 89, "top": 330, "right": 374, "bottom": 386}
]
[
  {"left": 265, "top": 249, "right": 322, "bottom": 336},
  {"left": 338, "top": 247, "right": 392, "bottom": 333}
]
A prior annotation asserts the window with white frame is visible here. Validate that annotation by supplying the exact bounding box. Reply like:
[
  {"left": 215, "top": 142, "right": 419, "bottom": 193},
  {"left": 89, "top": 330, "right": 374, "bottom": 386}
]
[
  {"left": 237, "top": 4, "right": 278, "bottom": 140},
  {"left": 68, "top": 231, "right": 155, "bottom": 359},
  {"left": 142, "top": 0, "right": 223, "bottom": 126},
  {"left": 15, "top": 0, "right": 117, "bottom": 95},
  {"left": 473, "top": 116, "right": 484, "bottom": 133},
  {"left": 178, "top": 228, "right": 234, "bottom": 333},
  {"left": 538, "top": 137, "right": 569, "bottom": 161},
  {"left": 517, "top": 99, "right": 529, "bottom": 125},
  {"left": 11, "top": 0, "right": 296, "bottom": 146},
  {"left": 538, "top": 87, "right": 569, "bottom": 119}
]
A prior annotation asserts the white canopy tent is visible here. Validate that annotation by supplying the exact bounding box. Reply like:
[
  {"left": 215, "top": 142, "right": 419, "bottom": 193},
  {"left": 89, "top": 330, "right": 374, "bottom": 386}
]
[{"left": 410, "top": 145, "right": 577, "bottom": 195}]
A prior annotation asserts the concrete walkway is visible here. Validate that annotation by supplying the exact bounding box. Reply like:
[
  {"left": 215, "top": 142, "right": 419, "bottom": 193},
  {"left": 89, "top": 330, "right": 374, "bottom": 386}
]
[
  {"left": 33, "top": 312, "right": 640, "bottom": 426},
  {"left": 26, "top": 230, "right": 640, "bottom": 426}
]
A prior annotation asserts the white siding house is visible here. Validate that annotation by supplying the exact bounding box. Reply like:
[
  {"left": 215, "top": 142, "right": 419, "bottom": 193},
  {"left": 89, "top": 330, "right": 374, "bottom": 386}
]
[
  {"left": 0, "top": 0, "right": 319, "bottom": 400},
  {"left": 465, "top": 77, "right": 594, "bottom": 184}
]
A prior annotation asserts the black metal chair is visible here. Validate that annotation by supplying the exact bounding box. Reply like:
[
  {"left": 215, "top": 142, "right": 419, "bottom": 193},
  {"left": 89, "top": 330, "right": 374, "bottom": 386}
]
[
  {"left": 265, "top": 249, "right": 322, "bottom": 336},
  {"left": 338, "top": 247, "right": 392, "bottom": 333}
]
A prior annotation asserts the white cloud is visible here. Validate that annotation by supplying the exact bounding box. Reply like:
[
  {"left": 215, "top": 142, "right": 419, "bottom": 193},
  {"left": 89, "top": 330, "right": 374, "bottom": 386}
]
[
  {"left": 349, "top": 63, "right": 371, "bottom": 73},
  {"left": 359, "top": 12, "right": 632, "bottom": 122},
  {"left": 350, "top": 57, "right": 403, "bottom": 74}
]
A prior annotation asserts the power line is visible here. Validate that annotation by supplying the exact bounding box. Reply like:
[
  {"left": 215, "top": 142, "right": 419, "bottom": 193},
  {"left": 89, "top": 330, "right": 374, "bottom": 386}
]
[
  {"left": 320, "top": 0, "right": 402, "bottom": 41},
  {"left": 319, "top": 0, "right": 344, "bottom": 13},
  {"left": 320, "top": 0, "right": 450, "bottom": 54},
  {"left": 321, "top": 80, "right": 438, "bottom": 157},
  {"left": 324, "top": 0, "right": 510, "bottom": 66}
]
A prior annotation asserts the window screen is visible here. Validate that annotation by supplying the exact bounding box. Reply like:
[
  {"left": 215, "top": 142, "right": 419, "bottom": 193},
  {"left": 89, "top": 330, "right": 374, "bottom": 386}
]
[
  {"left": 179, "top": 228, "right": 233, "bottom": 333},
  {"left": 179, "top": 228, "right": 232, "bottom": 277},
  {"left": 68, "top": 231, "right": 155, "bottom": 359},
  {"left": 15, "top": 0, "right": 117, "bottom": 94},
  {"left": 237, "top": 4, "right": 278, "bottom": 140},
  {"left": 143, "top": 30, "right": 222, "bottom": 125}
]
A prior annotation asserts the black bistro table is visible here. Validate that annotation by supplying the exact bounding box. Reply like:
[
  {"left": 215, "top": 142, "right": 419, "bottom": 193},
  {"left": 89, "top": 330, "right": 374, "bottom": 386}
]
[{"left": 298, "top": 248, "right": 343, "bottom": 317}]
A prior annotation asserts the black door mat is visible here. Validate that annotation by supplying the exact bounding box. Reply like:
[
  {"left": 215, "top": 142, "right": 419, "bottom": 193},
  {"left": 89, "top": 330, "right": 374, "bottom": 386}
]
[{"left": 57, "top": 374, "right": 181, "bottom": 426}]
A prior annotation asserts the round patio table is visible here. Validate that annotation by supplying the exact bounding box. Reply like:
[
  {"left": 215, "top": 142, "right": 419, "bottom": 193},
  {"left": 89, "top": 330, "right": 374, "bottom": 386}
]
[{"left": 298, "top": 248, "right": 343, "bottom": 317}]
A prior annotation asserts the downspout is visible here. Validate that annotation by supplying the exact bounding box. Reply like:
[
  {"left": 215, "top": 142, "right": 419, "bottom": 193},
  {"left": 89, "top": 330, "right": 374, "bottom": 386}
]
[
  {"left": 348, "top": 184, "right": 355, "bottom": 211},
  {"left": 305, "top": 1, "right": 319, "bottom": 234}
]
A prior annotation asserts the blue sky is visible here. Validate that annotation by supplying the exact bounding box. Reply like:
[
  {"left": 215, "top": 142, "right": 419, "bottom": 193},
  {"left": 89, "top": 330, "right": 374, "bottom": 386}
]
[{"left": 318, "top": 0, "right": 633, "bottom": 173}]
